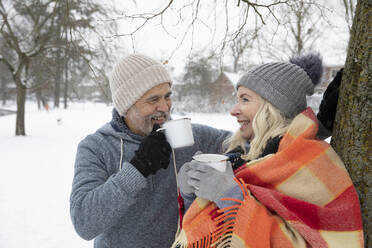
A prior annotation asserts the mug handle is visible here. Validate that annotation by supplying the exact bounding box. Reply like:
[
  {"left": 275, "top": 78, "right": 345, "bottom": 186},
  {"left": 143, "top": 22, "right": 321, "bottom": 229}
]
[{"left": 156, "top": 127, "right": 166, "bottom": 132}]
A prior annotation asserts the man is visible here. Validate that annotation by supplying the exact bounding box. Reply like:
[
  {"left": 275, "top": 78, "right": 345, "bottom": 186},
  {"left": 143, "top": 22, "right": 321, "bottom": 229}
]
[{"left": 69, "top": 54, "right": 231, "bottom": 248}]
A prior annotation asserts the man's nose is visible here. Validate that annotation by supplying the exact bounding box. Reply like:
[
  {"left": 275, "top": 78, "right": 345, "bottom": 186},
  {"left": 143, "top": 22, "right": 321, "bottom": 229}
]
[{"left": 157, "top": 98, "right": 170, "bottom": 112}]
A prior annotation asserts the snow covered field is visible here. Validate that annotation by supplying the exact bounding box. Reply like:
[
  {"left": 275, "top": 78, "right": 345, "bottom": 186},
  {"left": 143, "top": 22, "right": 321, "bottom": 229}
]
[
  {"left": 0, "top": 102, "right": 238, "bottom": 248},
  {"left": 0, "top": 97, "right": 328, "bottom": 248}
]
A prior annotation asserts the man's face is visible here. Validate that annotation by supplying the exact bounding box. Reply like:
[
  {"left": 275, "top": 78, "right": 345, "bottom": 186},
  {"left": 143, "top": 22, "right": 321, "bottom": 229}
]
[{"left": 125, "top": 83, "right": 172, "bottom": 136}]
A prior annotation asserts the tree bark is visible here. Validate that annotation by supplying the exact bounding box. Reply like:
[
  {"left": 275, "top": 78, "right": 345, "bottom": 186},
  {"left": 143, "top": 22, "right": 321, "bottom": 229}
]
[
  {"left": 36, "top": 87, "right": 42, "bottom": 109},
  {"left": 1, "top": 79, "right": 7, "bottom": 106},
  {"left": 54, "top": 49, "right": 61, "bottom": 108},
  {"left": 331, "top": 1, "right": 371, "bottom": 247},
  {"left": 64, "top": 57, "right": 68, "bottom": 109},
  {"left": 15, "top": 77, "right": 26, "bottom": 136},
  {"left": 233, "top": 58, "right": 239, "bottom": 73}
]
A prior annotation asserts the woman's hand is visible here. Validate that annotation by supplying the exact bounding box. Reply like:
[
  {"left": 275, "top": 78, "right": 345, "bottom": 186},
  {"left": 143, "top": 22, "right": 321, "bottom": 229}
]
[
  {"left": 178, "top": 160, "right": 199, "bottom": 195},
  {"left": 187, "top": 162, "right": 236, "bottom": 202}
]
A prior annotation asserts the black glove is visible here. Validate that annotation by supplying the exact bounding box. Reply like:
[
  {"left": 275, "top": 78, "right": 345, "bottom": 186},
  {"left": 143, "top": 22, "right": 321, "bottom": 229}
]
[
  {"left": 226, "top": 146, "right": 246, "bottom": 170},
  {"left": 317, "top": 68, "right": 343, "bottom": 131},
  {"left": 130, "top": 124, "right": 172, "bottom": 177}
]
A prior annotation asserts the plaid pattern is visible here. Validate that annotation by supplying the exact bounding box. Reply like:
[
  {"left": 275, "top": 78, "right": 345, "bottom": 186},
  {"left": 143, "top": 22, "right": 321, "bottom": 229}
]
[{"left": 172, "top": 108, "right": 363, "bottom": 248}]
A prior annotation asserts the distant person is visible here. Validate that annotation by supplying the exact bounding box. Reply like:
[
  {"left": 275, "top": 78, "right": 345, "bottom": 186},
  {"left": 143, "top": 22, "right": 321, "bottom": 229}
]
[
  {"left": 43, "top": 102, "right": 49, "bottom": 111},
  {"left": 69, "top": 54, "right": 231, "bottom": 248},
  {"left": 174, "top": 54, "right": 363, "bottom": 247}
]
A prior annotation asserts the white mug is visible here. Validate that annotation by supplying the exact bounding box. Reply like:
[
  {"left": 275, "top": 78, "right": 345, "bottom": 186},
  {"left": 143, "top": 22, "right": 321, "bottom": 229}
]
[
  {"left": 192, "top": 153, "right": 228, "bottom": 172},
  {"left": 157, "top": 118, "right": 194, "bottom": 149}
]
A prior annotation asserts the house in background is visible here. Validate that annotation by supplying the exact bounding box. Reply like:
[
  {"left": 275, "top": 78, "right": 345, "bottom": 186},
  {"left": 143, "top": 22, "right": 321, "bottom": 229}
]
[
  {"left": 214, "top": 64, "right": 343, "bottom": 97},
  {"left": 315, "top": 65, "right": 344, "bottom": 94},
  {"left": 211, "top": 64, "right": 343, "bottom": 113},
  {"left": 173, "top": 64, "right": 343, "bottom": 114},
  {"left": 206, "top": 71, "right": 242, "bottom": 112}
]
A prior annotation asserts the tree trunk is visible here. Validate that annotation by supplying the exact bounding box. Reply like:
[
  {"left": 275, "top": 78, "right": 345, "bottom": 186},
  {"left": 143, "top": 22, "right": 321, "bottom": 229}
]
[
  {"left": 1, "top": 79, "right": 7, "bottom": 106},
  {"left": 15, "top": 78, "right": 26, "bottom": 136},
  {"left": 54, "top": 50, "right": 61, "bottom": 108},
  {"left": 64, "top": 57, "right": 68, "bottom": 109},
  {"left": 233, "top": 57, "right": 239, "bottom": 73},
  {"left": 36, "top": 87, "right": 42, "bottom": 110},
  {"left": 331, "top": 1, "right": 371, "bottom": 247}
]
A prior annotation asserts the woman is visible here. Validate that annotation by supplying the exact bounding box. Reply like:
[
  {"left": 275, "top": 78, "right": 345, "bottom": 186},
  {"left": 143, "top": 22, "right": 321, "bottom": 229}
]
[{"left": 173, "top": 54, "right": 363, "bottom": 248}]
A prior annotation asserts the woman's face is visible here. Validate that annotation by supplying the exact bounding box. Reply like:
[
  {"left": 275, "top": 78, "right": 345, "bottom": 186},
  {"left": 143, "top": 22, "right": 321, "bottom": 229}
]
[{"left": 230, "top": 86, "right": 261, "bottom": 141}]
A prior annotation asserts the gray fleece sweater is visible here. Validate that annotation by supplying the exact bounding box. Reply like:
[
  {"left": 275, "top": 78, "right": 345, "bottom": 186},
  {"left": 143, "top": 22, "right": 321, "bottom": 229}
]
[{"left": 69, "top": 109, "right": 231, "bottom": 248}]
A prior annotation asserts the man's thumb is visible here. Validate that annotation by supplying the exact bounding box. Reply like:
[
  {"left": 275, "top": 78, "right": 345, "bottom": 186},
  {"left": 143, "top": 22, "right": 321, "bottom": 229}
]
[
  {"left": 152, "top": 124, "right": 161, "bottom": 133},
  {"left": 194, "top": 151, "right": 203, "bottom": 156}
]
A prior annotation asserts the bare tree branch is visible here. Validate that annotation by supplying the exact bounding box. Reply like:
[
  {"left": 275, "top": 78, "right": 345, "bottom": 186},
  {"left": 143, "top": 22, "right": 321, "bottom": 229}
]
[
  {"left": 167, "top": 0, "right": 200, "bottom": 61},
  {"left": 110, "top": 0, "right": 174, "bottom": 37},
  {"left": 232, "top": 5, "right": 249, "bottom": 40},
  {"left": 241, "top": 0, "right": 290, "bottom": 8},
  {"left": 102, "top": 0, "right": 297, "bottom": 64},
  {"left": 219, "top": 0, "right": 230, "bottom": 54},
  {"left": 0, "top": 6, "right": 23, "bottom": 54},
  {"left": 342, "top": 0, "right": 355, "bottom": 32},
  {"left": 0, "top": 55, "right": 15, "bottom": 74},
  {"left": 27, "top": 4, "right": 59, "bottom": 56},
  {"left": 79, "top": 54, "right": 110, "bottom": 101}
]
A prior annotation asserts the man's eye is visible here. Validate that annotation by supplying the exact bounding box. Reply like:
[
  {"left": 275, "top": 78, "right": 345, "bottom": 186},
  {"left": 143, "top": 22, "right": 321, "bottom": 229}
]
[
  {"left": 148, "top": 98, "right": 159, "bottom": 103},
  {"left": 241, "top": 97, "right": 249, "bottom": 102}
]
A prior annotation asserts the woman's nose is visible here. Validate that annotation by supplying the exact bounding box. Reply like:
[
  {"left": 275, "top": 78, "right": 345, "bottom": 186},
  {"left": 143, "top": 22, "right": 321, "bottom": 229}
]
[{"left": 230, "top": 104, "right": 240, "bottom": 116}]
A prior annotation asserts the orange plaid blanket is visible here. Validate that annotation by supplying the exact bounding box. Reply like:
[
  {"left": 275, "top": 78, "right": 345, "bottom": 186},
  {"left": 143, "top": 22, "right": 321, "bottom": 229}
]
[{"left": 172, "top": 108, "right": 363, "bottom": 248}]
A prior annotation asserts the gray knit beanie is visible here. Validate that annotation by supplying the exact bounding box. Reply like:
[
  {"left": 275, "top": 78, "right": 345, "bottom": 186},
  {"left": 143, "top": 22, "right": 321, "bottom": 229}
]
[
  {"left": 109, "top": 54, "right": 173, "bottom": 116},
  {"left": 237, "top": 54, "right": 323, "bottom": 118}
]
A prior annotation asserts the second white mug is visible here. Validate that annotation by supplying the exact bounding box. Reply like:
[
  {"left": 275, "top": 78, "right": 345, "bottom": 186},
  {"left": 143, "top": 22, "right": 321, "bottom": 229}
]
[{"left": 192, "top": 153, "right": 228, "bottom": 172}]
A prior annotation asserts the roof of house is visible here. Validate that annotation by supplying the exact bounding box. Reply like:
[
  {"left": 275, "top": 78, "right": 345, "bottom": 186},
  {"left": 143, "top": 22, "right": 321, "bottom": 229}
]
[{"left": 223, "top": 71, "right": 241, "bottom": 87}]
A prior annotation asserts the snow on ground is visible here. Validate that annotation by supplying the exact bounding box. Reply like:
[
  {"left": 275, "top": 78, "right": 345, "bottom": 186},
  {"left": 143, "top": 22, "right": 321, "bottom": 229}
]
[
  {"left": 0, "top": 99, "right": 329, "bottom": 247},
  {"left": 0, "top": 102, "right": 238, "bottom": 248}
]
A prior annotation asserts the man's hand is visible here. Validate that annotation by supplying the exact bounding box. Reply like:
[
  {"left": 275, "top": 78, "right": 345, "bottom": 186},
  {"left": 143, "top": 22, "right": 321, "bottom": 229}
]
[
  {"left": 317, "top": 68, "right": 343, "bottom": 131},
  {"left": 130, "top": 124, "right": 172, "bottom": 177}
]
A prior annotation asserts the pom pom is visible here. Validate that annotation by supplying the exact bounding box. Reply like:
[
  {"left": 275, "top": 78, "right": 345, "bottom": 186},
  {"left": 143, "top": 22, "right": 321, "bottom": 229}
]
[{"left": 290, "top": 53, "right": 323, "bottom": 85}]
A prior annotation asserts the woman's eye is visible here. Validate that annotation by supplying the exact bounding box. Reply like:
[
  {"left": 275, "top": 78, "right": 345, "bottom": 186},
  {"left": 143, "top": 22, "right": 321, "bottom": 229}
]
[{"left": 242, "top": 97, "right": 249, "bottom": 102}]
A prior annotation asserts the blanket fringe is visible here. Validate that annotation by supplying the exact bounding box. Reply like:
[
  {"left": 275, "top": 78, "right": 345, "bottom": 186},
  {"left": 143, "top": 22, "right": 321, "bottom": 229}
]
[
  {"left": 173, "top": 179, "right": 248, "bottom": 248},
  {"left": 171, "top": 229, "right": 188, "bottom": 248},
  {"left": 213, "top": 179, "right": 248, "bottom": 248}
]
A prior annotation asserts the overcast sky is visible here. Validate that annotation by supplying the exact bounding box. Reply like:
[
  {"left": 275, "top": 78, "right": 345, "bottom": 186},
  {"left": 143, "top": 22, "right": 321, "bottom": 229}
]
[{"left": 100, "top": 0, "right": 351, "bottom": 76}]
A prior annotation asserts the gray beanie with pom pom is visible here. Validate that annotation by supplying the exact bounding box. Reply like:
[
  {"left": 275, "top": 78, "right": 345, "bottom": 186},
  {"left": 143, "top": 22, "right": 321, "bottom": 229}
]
[{"left": 237, "top": 53, "right": 323, "bottom": 118}]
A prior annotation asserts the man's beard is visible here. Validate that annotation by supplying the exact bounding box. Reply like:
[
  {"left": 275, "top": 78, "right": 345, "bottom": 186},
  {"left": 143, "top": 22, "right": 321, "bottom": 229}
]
[{"left": 127, "top": 106, "right": 170, "bottom": 136}]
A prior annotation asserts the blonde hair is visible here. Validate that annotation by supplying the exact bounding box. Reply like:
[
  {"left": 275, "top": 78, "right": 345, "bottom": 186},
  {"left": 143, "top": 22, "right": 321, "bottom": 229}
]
[{"left": 225, "top": 97, "right": 292, "bottom": 161}]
